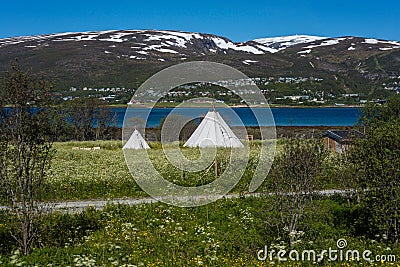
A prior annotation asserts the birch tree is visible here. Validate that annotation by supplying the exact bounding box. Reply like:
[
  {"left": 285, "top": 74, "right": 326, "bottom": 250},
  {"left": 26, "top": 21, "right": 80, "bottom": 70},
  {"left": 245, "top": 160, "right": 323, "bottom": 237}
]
[{"left": 0, "top": 63, "right": 56, "bottom": 255}]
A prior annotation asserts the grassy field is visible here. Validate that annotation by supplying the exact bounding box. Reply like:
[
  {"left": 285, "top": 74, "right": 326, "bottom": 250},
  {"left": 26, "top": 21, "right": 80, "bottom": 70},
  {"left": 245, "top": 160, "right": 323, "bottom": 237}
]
[
  {"left": 45, "top": 141, "right": 143, "bottom": 201},
  {"left": 2, "top": 140, "right": 395, "bottom": 266},
  {"left": 1, "top": 196, "right": 399, "bottom": 266},
  {"left": 0, "top": 197, "right": 400, "bottom": 266},
  {"left": 45, "top": 140, "right": 261, "bottom": 201},
  {"left": 43, "top": 140, "right": 344, "bottom": 201}
]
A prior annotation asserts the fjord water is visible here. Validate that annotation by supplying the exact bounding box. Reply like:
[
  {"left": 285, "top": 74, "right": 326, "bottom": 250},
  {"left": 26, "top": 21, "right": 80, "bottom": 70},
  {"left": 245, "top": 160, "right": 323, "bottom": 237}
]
[{"left": 114, "top": 107, "right": 362, "bottom": 128}]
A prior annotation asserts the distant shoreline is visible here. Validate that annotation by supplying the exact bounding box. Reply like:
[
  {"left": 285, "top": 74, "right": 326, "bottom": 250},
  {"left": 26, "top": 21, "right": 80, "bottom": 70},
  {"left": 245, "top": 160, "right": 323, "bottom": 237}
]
[{"left": 110, "top": 104, "right": 364, "bottom": 109}]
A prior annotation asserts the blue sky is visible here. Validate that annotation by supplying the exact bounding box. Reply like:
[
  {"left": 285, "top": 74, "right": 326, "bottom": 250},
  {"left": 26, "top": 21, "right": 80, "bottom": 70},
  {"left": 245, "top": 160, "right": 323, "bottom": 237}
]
[{"left": 1, "top": 0, "right": 399, "bottom": 41}]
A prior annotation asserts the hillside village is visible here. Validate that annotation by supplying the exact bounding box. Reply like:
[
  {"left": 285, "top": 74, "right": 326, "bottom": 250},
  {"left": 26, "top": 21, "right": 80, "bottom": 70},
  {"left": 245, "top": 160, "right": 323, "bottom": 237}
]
[{"left": 61, "top": 74, "right": 400, "bottom": 106}]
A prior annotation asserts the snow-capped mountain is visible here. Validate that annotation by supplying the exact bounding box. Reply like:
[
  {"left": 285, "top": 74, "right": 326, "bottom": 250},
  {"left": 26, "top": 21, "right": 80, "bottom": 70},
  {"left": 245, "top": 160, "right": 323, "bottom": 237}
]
[
  {"left": 1, "top": 30, "right": 399, "bottom": 58},
  {"left": 0, "top": 29, "right": 399, "bottom": 94},
  {"left": 0, "top": 30, "right": 271, "bottom": 57}
]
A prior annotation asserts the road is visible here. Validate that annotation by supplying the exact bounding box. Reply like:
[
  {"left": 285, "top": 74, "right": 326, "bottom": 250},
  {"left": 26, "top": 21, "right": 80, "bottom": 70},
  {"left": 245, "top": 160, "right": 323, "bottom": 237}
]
[{"left": 0, "top": 189, "right": 352, "bottom": 212}]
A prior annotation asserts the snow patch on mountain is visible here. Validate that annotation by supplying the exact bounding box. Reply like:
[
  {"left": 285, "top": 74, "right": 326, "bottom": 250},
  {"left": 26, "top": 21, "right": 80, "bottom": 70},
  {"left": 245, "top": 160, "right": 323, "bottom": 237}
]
[
  {"left": 211, "top": 37, "right": 264, "bottom": 54},
  {"left": 144, "top": 34, "right": 185, "bottom": 47},
  {"left": 155, "top": 30, "right": 203, "bottom": 40},
  {"left": 362, "top": 38, "right": 400, "bottom": 50},
  {"left": 295, "top": 37, "right": 349, "bottom": 54},
  {"left": 303, "top": 38, "right": 347, "bottom": 49},
  {"left": 297, "top": 49, "right": 312, "bottom": 54},
  {"left": 364, "top": 38, "right": 379, "bottom": 44},
  {"left": 129, "top": 55, "right": 146, "bottom": 60},
  {"left": 379, "top": 47, "right": 400, "bottom": 51},
  {"left": 242, "top": 60, "right": 258, "bottom": 65},
  {"left": 253, "top": 35, "right": 328, "bottom": 53},
  {"left": 143, "top": 30, "right": 205, "bottom": 48},
  {"left": 155, "top": 48, "right": 179, "bottom": 54},
  {"left": 254, "top": 44, "right": 278, "bottom": 53}
]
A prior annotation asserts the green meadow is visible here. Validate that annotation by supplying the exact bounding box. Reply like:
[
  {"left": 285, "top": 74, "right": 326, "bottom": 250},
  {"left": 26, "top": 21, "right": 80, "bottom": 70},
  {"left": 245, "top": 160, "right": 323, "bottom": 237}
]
[
  {"left": 0, "top": 140, "right": 399, "bottom": 266},
  {"left": 43, "top": 140, "right": 343, "bottom": 201}
]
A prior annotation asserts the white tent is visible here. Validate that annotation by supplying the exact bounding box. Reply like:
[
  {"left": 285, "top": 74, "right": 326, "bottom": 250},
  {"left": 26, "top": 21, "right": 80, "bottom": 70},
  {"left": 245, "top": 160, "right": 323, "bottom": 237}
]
[
  {"left": 123, "top": 129, "right": 150, "bottom": 149},
  {"left": 184, "top": 110, "right": 244, "bottom": 148}
]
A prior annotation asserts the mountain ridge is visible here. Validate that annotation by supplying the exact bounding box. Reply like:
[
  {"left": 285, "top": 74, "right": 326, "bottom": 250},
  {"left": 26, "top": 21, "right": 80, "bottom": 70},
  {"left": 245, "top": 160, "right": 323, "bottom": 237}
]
[
  {"left": 1, "top": 30, "right": 399, "bottom": 47},
  {"left": 0, "top": 30, "right": 329, "bottom": 55},
  {"left": 0, "top": 29, "right": 399, "bottom": 100}
]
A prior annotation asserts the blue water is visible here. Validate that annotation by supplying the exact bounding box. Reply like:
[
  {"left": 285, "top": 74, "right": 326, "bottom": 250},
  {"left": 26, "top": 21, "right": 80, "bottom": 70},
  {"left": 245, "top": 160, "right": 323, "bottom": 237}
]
[{"left": 111, "top": 107, "right": 362, "bottom": 128}]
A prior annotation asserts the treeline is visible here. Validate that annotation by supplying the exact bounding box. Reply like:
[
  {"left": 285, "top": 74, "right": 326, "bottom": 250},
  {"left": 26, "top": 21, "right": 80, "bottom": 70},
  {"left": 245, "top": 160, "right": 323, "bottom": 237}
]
[{"left": 51, "top": 98, "right": 121, "bottom": 141}]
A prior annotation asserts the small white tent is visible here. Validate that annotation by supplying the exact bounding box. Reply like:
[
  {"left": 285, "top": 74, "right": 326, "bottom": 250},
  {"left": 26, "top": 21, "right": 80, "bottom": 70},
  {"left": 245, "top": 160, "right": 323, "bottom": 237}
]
[
  {"left": 123, "top": 129, "right": 150, "bottom": 149},
  {"left": 184, "top": 110, "right": 244, "bottom": 148}
]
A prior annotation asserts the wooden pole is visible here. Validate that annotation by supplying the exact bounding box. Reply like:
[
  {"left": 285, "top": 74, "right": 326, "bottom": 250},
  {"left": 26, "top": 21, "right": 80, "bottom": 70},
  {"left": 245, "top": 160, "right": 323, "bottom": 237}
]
[
  {"left": 214, "top": 157, "right": 218, "bottom": 177},
  {"left": 225, "top": 148, "right": 229, "bottom": 167}
]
